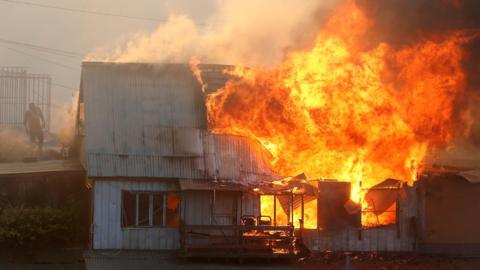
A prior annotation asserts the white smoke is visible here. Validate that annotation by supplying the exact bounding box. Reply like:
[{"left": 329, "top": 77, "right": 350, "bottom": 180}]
[
  {"left": 0, "top": 128, "right": 31, "bottom": 162},
  {"left": 86, "top": 0, "right": 338, "bottom": 67}
]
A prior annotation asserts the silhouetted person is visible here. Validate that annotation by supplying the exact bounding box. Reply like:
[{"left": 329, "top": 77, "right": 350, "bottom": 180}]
[{"left": 24, "top": 103, "right": 45, "bottom": 154}]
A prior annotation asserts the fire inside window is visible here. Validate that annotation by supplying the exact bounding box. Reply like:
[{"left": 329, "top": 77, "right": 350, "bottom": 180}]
[
  {"left": 259, "top": 182, "right": 400, "bottom": 229},
  {"left": 260, "top": 194, "right": 318, "bottom": 229},
  {"left": 362, "top": 183, "right": 401, "bottom": 228},
  {"left": 121, "top": 191, "right": 180, "bottom": 228}
]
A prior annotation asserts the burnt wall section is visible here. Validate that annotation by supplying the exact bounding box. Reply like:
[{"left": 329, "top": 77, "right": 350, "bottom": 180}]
[
  {"left": 317, "top": 181, "right": 354, "bottom": 230},
  {"left": 417, "top": 173, "right": 480, "bottom": 254},
  {"left": 303, "top": 185, "right": 417, "bottom": 252}
]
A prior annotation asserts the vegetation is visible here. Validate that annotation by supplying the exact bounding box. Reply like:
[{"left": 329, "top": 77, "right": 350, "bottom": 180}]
[{"left": 0, "top": 201, "right": 83, "bottom": 248}]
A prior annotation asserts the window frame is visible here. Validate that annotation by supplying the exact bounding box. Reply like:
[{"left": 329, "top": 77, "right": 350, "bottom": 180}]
[{"left": 121, "top": 190, "right": 179, "bottom": 229}]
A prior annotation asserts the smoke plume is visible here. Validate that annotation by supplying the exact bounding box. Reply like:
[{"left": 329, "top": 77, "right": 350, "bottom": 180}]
[
  {"left": 86, "top": 0, "right": 480, "bottom": 169},
  {"left": 86, "top": 0, "right": 340, "bottom": 67},
  {"left": 0, "top": 128, "right": 31, "bottom": 162},
  {"left": 56, "top": 90, "right": 80, "bottom": 147},
  {"left": 354, "top": 0, "right": 480, "bottom": 165}
]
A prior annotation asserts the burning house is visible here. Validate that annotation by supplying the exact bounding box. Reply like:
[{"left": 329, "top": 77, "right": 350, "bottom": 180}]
[
  {"left": 78, "top": 61, "right": 480, "bottom": 259},
  {"left": 79, "top": 62, "right": 299, "bottom": 258},
  {"left": 77, "top": 0, "right": 480, "bottom": 260}
]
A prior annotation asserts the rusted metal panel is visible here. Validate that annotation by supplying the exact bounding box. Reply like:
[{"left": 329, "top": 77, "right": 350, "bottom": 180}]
[{"left": 92, "top": 180, "right": 179, "bottom": 250}]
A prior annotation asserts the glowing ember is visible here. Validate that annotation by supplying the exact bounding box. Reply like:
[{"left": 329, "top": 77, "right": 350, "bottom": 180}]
[{"left": 207, "top": 0, "right": 476, "bottom": 227}]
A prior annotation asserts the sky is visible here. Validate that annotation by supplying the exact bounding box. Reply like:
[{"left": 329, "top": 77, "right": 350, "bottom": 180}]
[{"left": 0, "top": 0, "right": 216, "bottom": 131}]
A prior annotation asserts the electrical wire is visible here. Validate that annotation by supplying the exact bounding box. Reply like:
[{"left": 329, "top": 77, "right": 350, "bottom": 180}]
[
  {"left": 1, "top": 45, "right": 80, "bottom": 71},
  {"left": 0, "top": 37, "right": 84, "bottom": 58},
  {"left": 52, "top": 82, "right": 77, "bottom": 91},
  {"left": 0, "top": 0, "right": 168, "bottom": 23}
]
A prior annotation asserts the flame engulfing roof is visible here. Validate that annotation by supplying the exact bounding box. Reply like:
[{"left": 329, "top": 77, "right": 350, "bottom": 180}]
[{"left": 80, "top": 62, "right": 277, "bottom": 185}]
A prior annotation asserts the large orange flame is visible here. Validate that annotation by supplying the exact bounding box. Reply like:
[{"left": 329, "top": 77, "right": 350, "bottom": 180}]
[{"left": 206, "top": 0, "right": 475, "bottom": 226}]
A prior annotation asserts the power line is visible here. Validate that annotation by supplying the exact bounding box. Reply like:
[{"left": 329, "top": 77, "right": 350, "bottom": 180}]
[
  {"left": 1, "top": 45, "right": 80, "bottom": 71},
  {"left": 0, "top": 46, "right": 79, "bottom": 92},
  {"left": 52, "top": 82, "right": 77, "bottom": 91},
  {"left": 0, "top": 0, "right": 169, "bottom": 23},
  {"left": 0, "top": 37, "right": 84, "bottom": 58}
]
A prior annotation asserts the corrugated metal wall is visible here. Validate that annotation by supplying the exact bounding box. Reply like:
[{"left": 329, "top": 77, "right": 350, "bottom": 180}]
[
  {"left": 92, "top": 180, "right": 180, "bottom": 250},
  {"left": 303, "top": 186, "right": 417, "bottom": 252},
  {"left": 242, "top": 192, "right": 260, "bottom": 218},
  {"left": 82, "top": 62, "right": 276, "bottom": 184},
  {"left": 204, "top": 133, "right": 277, "bottom": 184},
  {"left": 182, "top": 190, "right": 260, "bottom": 226},
  {"left": 86, "top": 132, "right": 276, "bottom": 183},
  {"left": 83, "top": 63, "right": 274, "bottom": 251},
  {"left": 0, "top": 67, "right": 51, "bottom": 131},
  {"left": 93, "top": 183, "right": 260, "bottom": 250},
  {"left": 183, "top": 190, "right": 212, "bottom": 225}
]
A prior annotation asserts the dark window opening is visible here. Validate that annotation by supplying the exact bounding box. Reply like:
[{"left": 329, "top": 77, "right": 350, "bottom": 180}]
[
  {"left": 138, "top": 193, "right": 150, "bottom": 226},
  {"left": 152, "top": 193, "right": 164, "bottom": 226},
  {"left": 121, "top": 191, "right": 136, "bottom": 227}
]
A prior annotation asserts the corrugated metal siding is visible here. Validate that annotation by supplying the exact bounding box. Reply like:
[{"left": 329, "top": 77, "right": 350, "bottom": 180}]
[
  {"left": 82, "top": 62, "right": 277, "bottom": 183},
  {"left": 242, "top": 192, "right": 260, "bottom": 217},
  {"left": 92, "top": 180, "right": 180, "bottom": 250},
  {"left": 86, "top": 132, "right": 276, "bottom": 182},
  {"left": 82, "top": 63, "right": 207, "bottom": 177},
  {"left": 213, "top": 191, "right": 239, "bottom": 225},
  {"left": 87, "top": 153, "right": 205, "bottom": 179},
  {"left": 183, "top": 190, "right": 212, "bottom": 225},
  {"left": 204, "top": 133, "right": 277, "bottom": 184},
  {"left": 303, "top": 186, "right": 417, "bottom": 252},
  {"left": 182, "top": 190, "right": 259, "bottom": 226}
]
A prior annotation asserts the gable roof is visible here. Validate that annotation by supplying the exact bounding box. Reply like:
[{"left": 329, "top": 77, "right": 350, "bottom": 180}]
[{"left": 80, "top": 62, "right": 277, "bottom": 184}]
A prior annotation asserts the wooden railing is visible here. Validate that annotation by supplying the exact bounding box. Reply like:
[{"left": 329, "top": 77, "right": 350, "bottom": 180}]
[{"left": 180, "top": 224, "right": 295, "bottom": 259}]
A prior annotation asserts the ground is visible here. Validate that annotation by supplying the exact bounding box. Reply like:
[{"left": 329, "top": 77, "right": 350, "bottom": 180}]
[
  {"left": 300, "top": 252, "right": 480, "bottom": 270},
  {"left": 2, "top": 250, "right": 480, "bottom": 269}
]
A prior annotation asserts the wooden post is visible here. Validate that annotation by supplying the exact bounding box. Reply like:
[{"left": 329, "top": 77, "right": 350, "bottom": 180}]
[
  {"left": 301, "top": 195, "right": 305, "bottom": 225},
  {"left": 396, "top": 196, "right": 401, "bottom": 239},
  {"left": 273, "top": 194, "right": 277, "bottom": 226},
  {"left": 290, "top": 192, "right": 294, "bottom": 225}
]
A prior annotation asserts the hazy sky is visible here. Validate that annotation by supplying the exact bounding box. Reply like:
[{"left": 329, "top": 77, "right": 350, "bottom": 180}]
[{"left": 0, "top": 0, "right": 216, "bottom": 131}]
